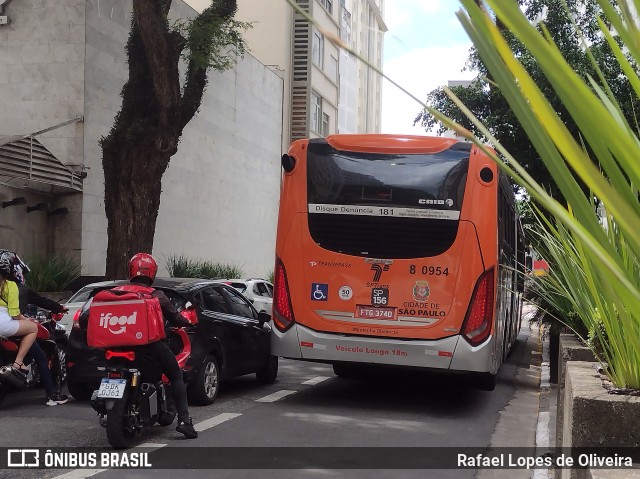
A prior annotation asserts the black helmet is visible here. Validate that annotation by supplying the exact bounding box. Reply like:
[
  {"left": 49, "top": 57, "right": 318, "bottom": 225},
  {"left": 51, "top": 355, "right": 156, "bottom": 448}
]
[
  {"left": 0, "top": 250, "right": 30, "bottom": 284},
  {"left": 0, "top": 250, "right": 15, "bottom": 278}
]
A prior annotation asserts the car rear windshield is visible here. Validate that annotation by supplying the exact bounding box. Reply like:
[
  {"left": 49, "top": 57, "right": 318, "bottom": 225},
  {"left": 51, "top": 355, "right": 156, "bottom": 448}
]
[
  {"left": 227, "top": 282, "right": 247, "bottom": 293},
  {"left": 67, "top": 288, "right": 93, "bottom": 304},
  {"left": 306, "top": 140, "right": 470, "bottom": 258}
]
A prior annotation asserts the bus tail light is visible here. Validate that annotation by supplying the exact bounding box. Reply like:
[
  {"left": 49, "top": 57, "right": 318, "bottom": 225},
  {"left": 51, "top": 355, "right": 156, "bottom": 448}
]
[
  {"left": 273, "top": 257, "right": 295, "bottom": 332},
  {"left": 462, "top": 268, "right": 495, "bottom": 347}
]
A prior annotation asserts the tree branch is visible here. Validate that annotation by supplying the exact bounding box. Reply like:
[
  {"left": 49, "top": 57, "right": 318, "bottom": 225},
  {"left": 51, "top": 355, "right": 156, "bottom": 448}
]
[
  {"left": 132, "top": 0, "right": 181, "bottom": 125},
  {"left": 179, "top": 0, "right": 238, "bottom": 129}
]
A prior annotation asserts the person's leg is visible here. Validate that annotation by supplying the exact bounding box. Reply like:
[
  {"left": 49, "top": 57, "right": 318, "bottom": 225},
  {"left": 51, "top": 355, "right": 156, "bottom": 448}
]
[
  {"left": 148, "top": 342, "right": 189, "bottom": 419},
  {"left": 13, "top": 320, "right": 38, "bottom": 368},
  {"left": 27, "top": 342, "right": 54, "bottom": 395},
  {"left": 146, "top": 341, "right": 197, "bottom": 438}
]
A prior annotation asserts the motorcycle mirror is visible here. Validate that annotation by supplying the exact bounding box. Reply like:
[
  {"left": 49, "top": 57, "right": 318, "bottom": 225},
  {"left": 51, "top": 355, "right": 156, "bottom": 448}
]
[{"left": 180, "top": 308, "right": 198, "bottom": 325}]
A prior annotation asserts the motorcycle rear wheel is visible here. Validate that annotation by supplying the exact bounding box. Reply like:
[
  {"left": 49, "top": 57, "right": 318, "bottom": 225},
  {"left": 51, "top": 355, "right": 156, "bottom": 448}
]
[
  {"left": 157, "top": 410, "right": 176, "bottom": 426},
  {"left": 106, "top": 390, "right": 144, "bottom": 449}
]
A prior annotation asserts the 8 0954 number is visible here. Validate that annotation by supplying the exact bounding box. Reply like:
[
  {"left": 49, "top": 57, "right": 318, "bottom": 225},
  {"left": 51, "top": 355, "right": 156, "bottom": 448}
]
[{"left": 409, "top": 265, "right": 449, "bottom": 276}]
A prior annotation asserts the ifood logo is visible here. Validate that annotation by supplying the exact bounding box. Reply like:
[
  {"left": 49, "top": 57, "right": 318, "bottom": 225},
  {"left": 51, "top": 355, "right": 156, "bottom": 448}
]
[{"left": 99, "top": 312, "right": 137, "bottom": 335}]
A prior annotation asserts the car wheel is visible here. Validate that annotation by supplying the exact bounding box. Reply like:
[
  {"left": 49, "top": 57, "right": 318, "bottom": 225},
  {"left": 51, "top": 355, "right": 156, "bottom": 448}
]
[
  {"left": 188, "top": 355, "right": 219, "bottom": 406},
  {"left": 256, "top": 355, "right": 278, "bottom": 384},
  {"left": 67, "top": 379, "right": 95, "bottom": 401}
]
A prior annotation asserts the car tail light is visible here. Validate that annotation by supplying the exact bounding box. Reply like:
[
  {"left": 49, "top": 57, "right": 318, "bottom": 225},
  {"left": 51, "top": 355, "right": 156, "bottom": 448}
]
[
  {"left": 462, "top": 268, "right": 495, "bottom": 347},
  {"left": 273, "top": 257, "right": 295, "bottom": 332},
  {"left": 71, "top": 309, "right": 81, "bottom": 329},
  {"left": 180, "top": 307, "right": 198, "bottom": 325}
]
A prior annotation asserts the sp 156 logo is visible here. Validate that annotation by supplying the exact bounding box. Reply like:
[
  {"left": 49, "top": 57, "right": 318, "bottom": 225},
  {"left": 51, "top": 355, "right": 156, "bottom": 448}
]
[{"left": 371, "top": 288, "right": 389, "bottom": 306}]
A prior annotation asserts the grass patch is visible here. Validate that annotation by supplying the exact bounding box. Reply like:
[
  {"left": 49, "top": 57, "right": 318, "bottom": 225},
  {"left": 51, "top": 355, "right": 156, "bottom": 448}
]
[
  {"left": 25, "top": 254, "right": 81, "bottom": 292},
  {"left": 165, "top": 254, "right": 244, "bottom": 279}
]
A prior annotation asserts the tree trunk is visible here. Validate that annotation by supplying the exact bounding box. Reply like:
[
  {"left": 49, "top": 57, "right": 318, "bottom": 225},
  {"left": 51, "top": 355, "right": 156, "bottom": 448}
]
[
  {"left": 104, "top": 142, "right": 170, "bottom": 278},
  {"left": 100, "top": 0, "right": 240, "bottom": 279}
]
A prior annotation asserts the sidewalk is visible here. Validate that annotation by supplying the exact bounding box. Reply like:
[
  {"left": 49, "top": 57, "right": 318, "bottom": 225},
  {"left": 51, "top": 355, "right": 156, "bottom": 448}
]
[{"left": 478, "top": 317, "right": 543, "bottom": 479}]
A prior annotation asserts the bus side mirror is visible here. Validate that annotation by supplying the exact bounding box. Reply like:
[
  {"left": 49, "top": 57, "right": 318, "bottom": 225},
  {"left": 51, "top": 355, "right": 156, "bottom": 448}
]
[{"left": 282, "top": 154, "right": 296, "bottom": 172}]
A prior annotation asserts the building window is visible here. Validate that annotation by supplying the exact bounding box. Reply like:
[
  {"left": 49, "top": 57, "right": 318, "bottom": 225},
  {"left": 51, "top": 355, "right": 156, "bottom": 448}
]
[
  {"left": 328, "top": 55, "right": 338, "bottom": 82},
  {"left": 311, "top": 92, "right": 322, "bottom": 134},
  {"left": 312, "top": 28, "right": 324, "bottom": 68},
  {"left": 320, "top": 0, "right": 333, "bottom": 14},
  {"left": 322, "top": 112, "right": 330, "bottom": 136}
]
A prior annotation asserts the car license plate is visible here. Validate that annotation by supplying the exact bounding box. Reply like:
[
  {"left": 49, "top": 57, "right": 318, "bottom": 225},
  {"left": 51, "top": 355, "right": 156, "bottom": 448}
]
[
  {"left": 97, "top": 378, "right": 127, "bottom": 398},
  {"left": 355, "top": 305, "right": 397, "bottom": 320}
]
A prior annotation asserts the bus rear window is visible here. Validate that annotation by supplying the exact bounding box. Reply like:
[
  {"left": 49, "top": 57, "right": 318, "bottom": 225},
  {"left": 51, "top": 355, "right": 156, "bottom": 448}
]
[{"left": 306, "top": 140, "right": 470, "bottom": 259}]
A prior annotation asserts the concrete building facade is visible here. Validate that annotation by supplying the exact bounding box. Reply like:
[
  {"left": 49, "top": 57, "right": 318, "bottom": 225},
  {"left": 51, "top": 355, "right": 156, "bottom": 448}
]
[{"left": 0, "top": 0, "right": 283, "bottom": 278}]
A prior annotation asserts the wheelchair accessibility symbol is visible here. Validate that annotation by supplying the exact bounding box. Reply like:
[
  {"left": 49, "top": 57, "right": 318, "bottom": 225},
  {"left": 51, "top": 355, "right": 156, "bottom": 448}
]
[{"left": 311, "top": 283, "right": 328, "bottom": 301}]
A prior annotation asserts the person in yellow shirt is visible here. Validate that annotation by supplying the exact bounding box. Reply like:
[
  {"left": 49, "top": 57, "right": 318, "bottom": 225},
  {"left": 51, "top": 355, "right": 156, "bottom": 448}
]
[{"left": 0, "top": 251, "right": 38, "bottom": 376}]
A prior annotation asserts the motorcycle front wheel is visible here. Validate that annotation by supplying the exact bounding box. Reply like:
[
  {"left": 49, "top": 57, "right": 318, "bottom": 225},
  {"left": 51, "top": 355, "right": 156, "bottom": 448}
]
[
  {"left": 50, "top": 346, "right": 67, "bottom": 390},
  {"left": 0, "top": 383, "right": 8, "bottom": 407},
  {"left": 106, "top": 390, "right": 144, "bottom": 449}
]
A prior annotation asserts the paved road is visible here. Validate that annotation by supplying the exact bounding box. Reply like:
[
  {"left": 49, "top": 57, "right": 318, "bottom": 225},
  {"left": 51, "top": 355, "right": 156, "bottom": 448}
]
[{"left": 0, "top": 321, "right": 540, "bottom": 479}]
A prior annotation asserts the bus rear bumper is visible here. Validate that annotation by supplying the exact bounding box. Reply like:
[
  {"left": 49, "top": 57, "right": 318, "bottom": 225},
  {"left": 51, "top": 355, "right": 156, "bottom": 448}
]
[{"left": 272, "top": 324, "right": 494, "bottom": 372}]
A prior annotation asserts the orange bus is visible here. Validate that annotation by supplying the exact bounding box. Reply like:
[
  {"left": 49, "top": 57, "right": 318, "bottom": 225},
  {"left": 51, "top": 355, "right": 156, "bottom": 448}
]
[{"left": 272, "top": 134, "right": 525, "bottom": 390}]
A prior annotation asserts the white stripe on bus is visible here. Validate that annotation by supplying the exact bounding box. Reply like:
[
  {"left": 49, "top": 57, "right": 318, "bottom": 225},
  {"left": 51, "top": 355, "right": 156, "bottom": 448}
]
[{"left": 308, "top": 203, "right": 460, "bottom": 220}]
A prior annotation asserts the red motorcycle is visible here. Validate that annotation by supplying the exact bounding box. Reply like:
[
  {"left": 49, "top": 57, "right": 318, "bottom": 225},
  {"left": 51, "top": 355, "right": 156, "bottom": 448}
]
[
  {"left": 0, "top": 311, "right": 67, "bottom": 406},
  {"left": 90, "top": 327, "right": 192, "bottom": 448}
]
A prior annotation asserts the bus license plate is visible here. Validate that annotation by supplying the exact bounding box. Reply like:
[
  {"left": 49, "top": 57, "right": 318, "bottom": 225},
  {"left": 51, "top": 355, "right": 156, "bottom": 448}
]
[
  {"left": 355, "top": 305, "right": 397, "bottom": 320},
  {"left": 97, "top": 378, "right": 127, "bottom": 398}
]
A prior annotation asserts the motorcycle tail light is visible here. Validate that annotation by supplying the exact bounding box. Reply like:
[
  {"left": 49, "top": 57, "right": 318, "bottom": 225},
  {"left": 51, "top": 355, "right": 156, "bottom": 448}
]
[
  {"left": 72, "top": 309, "right": 81, "bottom": 329},
  {"left": 107, "top": 371, "right": 122, "bottom": 379},
  {"left": 51, "top": 312, "right": 64, "bottom": 322},
  {"left": 105, "top": 350, "right": 135, "bottom": 361}
]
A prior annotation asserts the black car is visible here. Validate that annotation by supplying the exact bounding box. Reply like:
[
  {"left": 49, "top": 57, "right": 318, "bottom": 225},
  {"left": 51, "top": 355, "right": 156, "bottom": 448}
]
[{"left": 66, "top": 278, "right": 278, "bottom": 404}]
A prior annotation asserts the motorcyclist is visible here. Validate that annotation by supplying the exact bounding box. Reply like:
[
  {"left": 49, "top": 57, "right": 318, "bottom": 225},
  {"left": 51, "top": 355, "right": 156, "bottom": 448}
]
[
  {"left": 0, "top": 251, "right": 38, "bottom": 377},
  {"left": 9, "top": 253, "right": 69, "bottom": 406},
  {"left": 124, "top": 253, "right": 198, "bottom": 439}
]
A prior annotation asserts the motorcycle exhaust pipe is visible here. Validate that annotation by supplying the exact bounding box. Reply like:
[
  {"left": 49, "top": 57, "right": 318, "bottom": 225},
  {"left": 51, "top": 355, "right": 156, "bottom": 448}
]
[{"left": 0, "top": 365, "right": 28, "bottom": 388}]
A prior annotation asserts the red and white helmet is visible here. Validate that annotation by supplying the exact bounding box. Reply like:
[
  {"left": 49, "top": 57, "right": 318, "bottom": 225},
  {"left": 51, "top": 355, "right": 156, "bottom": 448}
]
[{"left": 128, "top": 253, "right": 158, "bottom": 282}]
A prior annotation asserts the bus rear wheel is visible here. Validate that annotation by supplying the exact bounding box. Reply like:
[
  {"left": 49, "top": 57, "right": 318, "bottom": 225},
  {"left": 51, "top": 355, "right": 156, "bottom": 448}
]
[
  {"left": 475, "top": 372, "right": 498, "bottom": 391},
  {"left": 333, "top": 363, "right": 357, "bottom": 378}
]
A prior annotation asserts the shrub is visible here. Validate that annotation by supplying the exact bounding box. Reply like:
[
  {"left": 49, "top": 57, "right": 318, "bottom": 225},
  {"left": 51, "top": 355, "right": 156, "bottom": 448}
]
[
  {"left": 25, "top": 254, "right": 81, "bottom": 292},
  {"left": 165, "top": 254, "right": 244, "bottom": 279}
]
